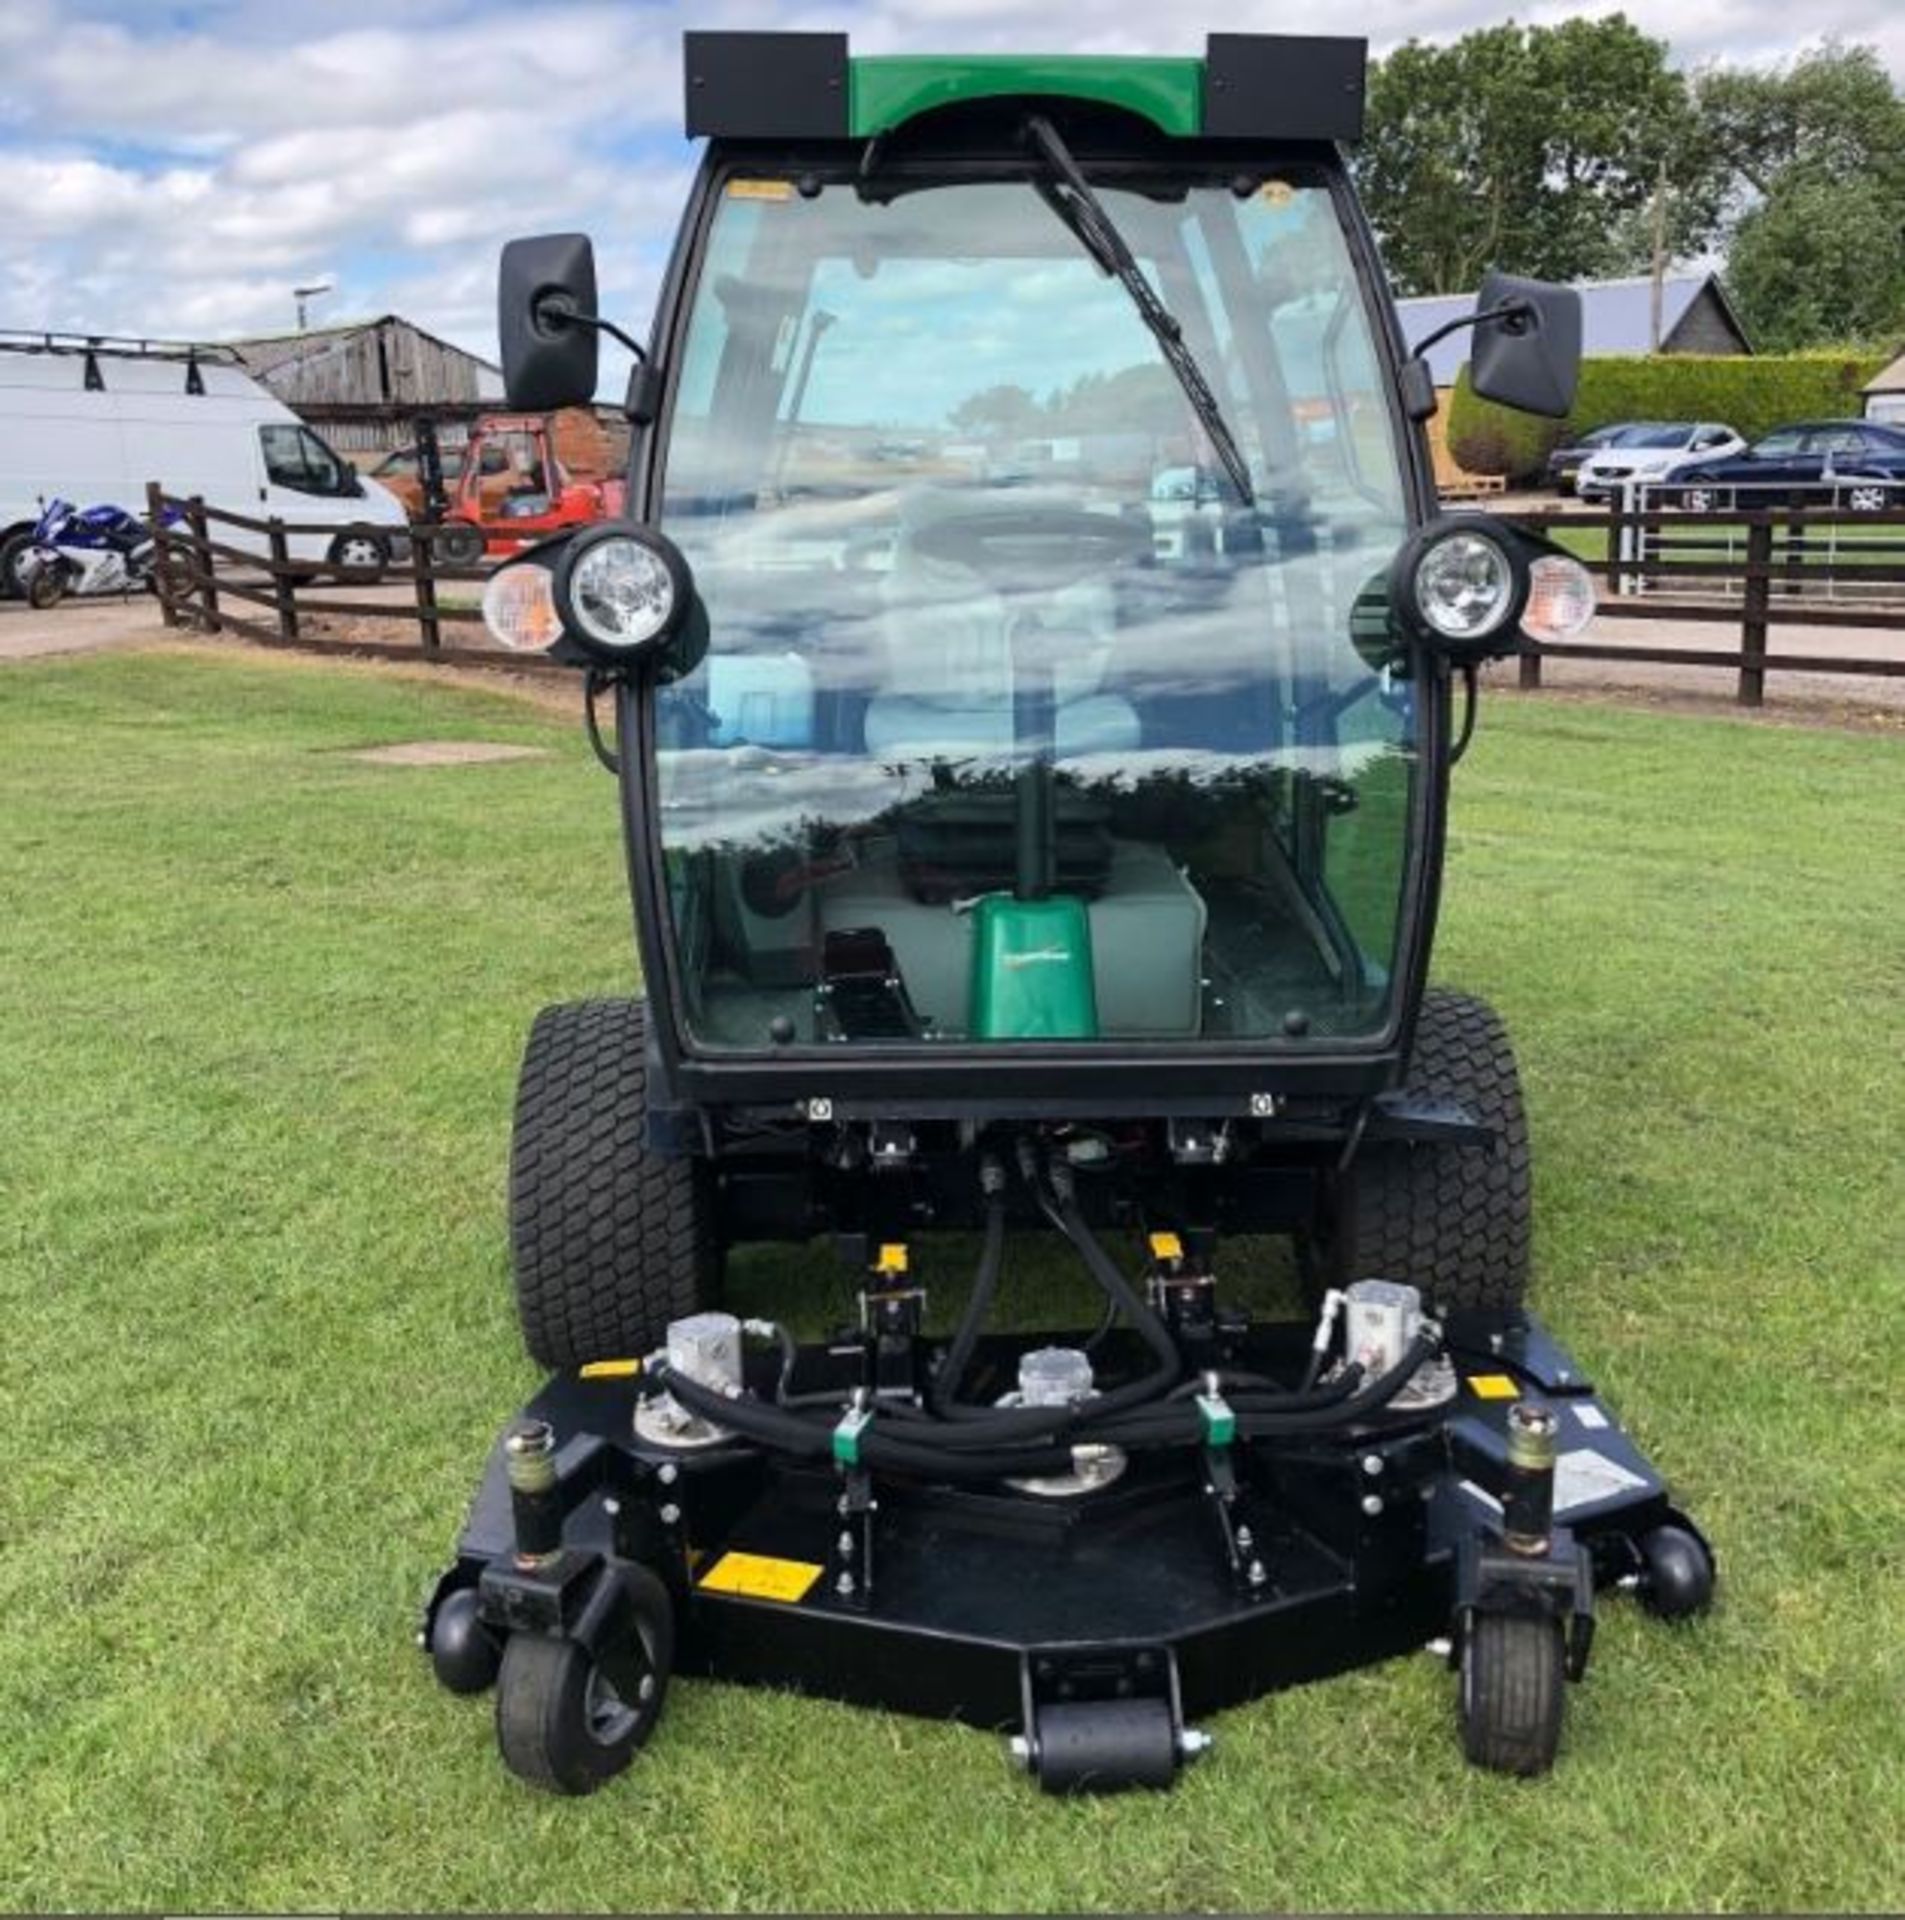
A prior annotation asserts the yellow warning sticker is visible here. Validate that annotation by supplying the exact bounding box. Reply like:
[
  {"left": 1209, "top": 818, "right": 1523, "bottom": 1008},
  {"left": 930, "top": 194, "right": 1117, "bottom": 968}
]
[
  {"left": 727, "top": 177, "right": 794, "bottom": 201},
  {"left": 578, "top": 1357, "right": 642, "bottom": 1380},
  {"left": 699, "top": 1551, "right": 824, "bottom": 1604},
  {"left": 876, "top": 1242, "right": 910, "bottom": 1276},
  {"left": 1149, "top": 1230, "right": 1184, "bottom": 1263},
  {"left": 1467, "top": 1373, "right": 1521, "bottom": 1401}
]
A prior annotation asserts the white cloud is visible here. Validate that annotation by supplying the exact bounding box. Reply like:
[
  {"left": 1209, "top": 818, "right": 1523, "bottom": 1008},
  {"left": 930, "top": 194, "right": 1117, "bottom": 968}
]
[{"left": 0, "top": 0, "right": 1897, "bottom": 361}]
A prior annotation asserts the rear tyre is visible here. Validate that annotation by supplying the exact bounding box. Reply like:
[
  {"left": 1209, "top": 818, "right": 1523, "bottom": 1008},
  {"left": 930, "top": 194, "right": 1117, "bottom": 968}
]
[
  {"left": 1322, "top": 988, "right": 1531, "bottom": 1313},
  {"left": 509, "top": 997, "right": 719, "bottom": 1368},
  {"left": 1459, "top": 1612, "right": 1566, "bottom": 1776},
  {"left": 495, "top": 1567, "right": 674, "bottom": 1794},
  {"left": 148, "top": 545, "right": 197, "bottom": 601}
]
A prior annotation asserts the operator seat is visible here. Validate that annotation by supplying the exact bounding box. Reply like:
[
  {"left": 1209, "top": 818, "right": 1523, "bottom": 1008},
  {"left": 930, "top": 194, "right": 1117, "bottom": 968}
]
[{"left": 863, "top": 486, "right": 1140, "bottom": 760}]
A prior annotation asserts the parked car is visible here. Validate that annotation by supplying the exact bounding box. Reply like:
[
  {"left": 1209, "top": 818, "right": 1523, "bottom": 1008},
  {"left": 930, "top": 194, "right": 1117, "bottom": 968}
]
[
  {"left": 1, "top": 331, "right": 410, "bottom": 594},
  {"left": 1543, "top": 422, "right": 1641, "bottom": 495},
  {"left": 1671, "top": 419, "right": 1905, "bottom": 513},
  {"left": 1576, "top": 422, "right": 1743, "bottom": 502}
]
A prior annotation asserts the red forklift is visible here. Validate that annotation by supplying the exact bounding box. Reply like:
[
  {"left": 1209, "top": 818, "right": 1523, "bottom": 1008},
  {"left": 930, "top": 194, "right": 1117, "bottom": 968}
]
[{"left": 409, "top": 411, "right": 625, "bottom": 566}]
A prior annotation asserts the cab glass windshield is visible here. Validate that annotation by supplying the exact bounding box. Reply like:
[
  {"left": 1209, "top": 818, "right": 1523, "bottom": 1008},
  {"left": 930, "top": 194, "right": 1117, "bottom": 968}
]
[{"left": 653, "top": 169, "right": 1416, "bottom": 1052}]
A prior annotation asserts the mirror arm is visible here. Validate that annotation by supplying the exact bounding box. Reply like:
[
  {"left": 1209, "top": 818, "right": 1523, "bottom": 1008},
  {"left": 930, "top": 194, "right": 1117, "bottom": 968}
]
[
  {"left": 1405, "top": 298, "right": 1532, "bottom": 363},
  {"left": 532, "top": 295, "right": 647, "bottom": 365}
]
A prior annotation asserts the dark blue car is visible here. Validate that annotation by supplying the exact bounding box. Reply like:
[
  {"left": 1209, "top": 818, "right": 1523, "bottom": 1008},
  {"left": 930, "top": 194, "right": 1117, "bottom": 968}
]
[{"left": 1672, "top": 419, "right": 1905, "bottom": 512}]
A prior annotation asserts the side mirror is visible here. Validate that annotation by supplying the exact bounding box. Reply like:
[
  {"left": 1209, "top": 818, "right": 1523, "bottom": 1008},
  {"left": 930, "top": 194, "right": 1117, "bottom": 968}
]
[
  {"left": 1469, "top": 271, "right": 1581, "bottom": 419},
  {"left": 499, "top": 233, "right": 600, "bottom": 412}
]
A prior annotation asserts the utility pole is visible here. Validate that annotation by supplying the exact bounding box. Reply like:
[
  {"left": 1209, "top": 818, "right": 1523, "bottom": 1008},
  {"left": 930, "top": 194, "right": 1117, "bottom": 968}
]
[{"left": 1648, "top": 161, "right": 1668, "bottom": 351}]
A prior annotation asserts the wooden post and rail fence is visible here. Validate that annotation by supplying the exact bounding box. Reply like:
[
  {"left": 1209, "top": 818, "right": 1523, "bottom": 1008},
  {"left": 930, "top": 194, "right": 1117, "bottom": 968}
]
[
  {"left": 143, "top": 486, "right": 1905, "bottom": 707},
  {"left": 144, "top": 482, "right": 568, "bottom": 678},
  {"left": 1499, "top": 499, "right": 1905, "bottom": 707}
]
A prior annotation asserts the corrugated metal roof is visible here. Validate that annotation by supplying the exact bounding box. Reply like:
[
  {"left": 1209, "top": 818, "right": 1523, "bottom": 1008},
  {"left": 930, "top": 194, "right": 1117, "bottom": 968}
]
[
  {"left": 1396, "top": 273, "right": 1743, "bottom": 386},
  {"left": 224, "top": 313, "right": 500, "bottom": 377}
]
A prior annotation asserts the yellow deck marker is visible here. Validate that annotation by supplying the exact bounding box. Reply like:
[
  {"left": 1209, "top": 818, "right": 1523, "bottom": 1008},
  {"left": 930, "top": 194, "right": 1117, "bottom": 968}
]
[{"left": 699, "top": 1551, "right": 824, "bottom": 1604}]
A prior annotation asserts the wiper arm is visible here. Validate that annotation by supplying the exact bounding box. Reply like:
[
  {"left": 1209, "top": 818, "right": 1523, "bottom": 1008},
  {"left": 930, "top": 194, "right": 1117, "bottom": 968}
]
[{"left": 1024, "top": 114, "right": 1256, "bottom": 508}]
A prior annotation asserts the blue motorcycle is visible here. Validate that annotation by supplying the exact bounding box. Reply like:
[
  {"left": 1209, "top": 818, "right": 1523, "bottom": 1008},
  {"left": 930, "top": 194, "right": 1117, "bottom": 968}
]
[{"left": 17, "top": 498, "right": 187, "bottom": 609}]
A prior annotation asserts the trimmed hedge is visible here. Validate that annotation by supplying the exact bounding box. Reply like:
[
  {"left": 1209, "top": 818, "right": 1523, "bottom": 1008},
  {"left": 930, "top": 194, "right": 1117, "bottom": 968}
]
[{"left": 1446, "top": 351, "right": 1890, "bottom": 481}]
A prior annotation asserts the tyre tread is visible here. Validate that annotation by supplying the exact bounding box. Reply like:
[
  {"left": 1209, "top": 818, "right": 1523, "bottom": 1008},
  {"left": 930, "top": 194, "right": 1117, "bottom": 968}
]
[
  {"left": 1460, "top": 1612, "right": 1565, "bottom": 1775},
  {"left": 509, "top": 998, "right": 714, "bottom": 1369},
  {"left": 1337, "top": 988, "right": 1532, "bottom": 1312}
]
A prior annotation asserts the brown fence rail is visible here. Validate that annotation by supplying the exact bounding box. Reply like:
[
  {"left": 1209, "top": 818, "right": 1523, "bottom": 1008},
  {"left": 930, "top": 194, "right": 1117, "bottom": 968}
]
[
  {"left": 147, "top": 485, "right": 569, "bottom": 677},
  {"left": 1501, "top": 500, "right": 1905, "bottom": 706},
  {"left": 145, "top": 488, "right": 1903, "bottom": 708}
]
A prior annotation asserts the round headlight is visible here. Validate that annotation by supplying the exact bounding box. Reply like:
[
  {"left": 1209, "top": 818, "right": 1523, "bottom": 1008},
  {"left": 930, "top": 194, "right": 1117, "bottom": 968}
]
[
  {"left": 1522, "top": 552, "right": 1597, "bottom": 644},
  {"left": 1413, "top": 531, "right": 1516, "bottom": 642},
  {"left": 562, "top": 530, "right": 683, "bottom": 653}
]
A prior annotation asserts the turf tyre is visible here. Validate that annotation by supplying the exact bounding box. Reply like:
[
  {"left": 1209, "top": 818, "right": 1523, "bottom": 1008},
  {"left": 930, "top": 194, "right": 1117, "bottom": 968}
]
[
  {"left": 509, "top": 997, "right": 717, "bottom": 1368},
  {"left": 494, "top": 1565, "right": 674, "bottom": 1794},
  {"left": 1328, "top": 988, "right": 1531, "bottom": 1313},
  {"left": 1458, "top": 1611, "right": 1565, "bottom": 1775}
]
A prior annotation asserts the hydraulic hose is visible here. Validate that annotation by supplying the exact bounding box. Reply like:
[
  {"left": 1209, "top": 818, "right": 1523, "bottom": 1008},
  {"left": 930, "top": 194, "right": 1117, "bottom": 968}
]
[
  {"left": 651, "top": 1143, "right": 1436, "bottom": 1479},
  {"left": 928, "top": 1182, "right": 1007, "bottom": 1416},
  {"left": 652, "top": 1365, "right": 1077, "bottom": 1483},
  {"left": 1086, "top": 1332, "right": 1439, "bottom": 1450}
]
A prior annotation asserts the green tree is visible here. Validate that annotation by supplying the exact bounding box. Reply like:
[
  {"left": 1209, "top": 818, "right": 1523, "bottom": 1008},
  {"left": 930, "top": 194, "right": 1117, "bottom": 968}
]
[
  {"left": 1356, "top": 15, "right": 1699, "bottom": 296},
  {"left": 1694, "top": 43, "right": 1905, "bottom": 350},
  {"left": 1691, "top": 42, "right": 1905, "bottom": 206},
  {"left": 1725, "top": 177, "right": 1905, "bottom": 351},
  {"left": 947, "top": 383, "right": 1041, "bottom": 436}
]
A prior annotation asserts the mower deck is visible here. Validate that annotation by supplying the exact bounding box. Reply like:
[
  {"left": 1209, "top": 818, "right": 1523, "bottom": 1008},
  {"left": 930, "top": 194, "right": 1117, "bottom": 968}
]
[{"left": 425, "top": 1308, "right": 1707, "bottom": 1785}]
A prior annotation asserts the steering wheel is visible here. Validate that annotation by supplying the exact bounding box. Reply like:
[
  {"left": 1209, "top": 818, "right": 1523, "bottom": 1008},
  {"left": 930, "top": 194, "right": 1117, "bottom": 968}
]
[{"left": 910, "top": 506, "right": 1151, "bottom": 593}]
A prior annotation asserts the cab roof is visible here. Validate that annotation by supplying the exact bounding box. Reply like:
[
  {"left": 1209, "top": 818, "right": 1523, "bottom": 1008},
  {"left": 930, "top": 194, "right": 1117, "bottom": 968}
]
[{"left": 682, "top": 32, "right": 1367, "bottom": 146}]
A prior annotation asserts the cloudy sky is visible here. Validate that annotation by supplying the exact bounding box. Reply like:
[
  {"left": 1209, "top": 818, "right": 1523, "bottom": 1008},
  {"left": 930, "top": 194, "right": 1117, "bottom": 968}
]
[{"left": 1, "top": 0, "right": 1900, "bottom": 365}]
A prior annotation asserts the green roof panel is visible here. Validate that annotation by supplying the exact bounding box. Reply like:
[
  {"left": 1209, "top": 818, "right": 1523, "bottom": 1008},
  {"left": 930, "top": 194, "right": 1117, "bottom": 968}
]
[{"left": 849, "top": 54, "right": 1204, "bottom": 139}]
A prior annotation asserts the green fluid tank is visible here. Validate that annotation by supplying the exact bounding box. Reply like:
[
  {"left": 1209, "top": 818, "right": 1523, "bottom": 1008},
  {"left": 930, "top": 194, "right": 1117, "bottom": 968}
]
[{"left": 969, "top": 894, "right": 1099, "bottom": 1040}]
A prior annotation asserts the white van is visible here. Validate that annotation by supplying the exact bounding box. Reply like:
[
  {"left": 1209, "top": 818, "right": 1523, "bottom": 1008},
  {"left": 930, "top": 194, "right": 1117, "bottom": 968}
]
[{"left": 0, "top": 332, "right": 409, "bottom": 594}]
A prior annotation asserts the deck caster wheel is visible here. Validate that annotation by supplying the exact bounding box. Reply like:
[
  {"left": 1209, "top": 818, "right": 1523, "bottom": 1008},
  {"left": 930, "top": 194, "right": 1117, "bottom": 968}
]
[
  {"left": 495, "top": 1565, "right": 674, "bottom": 1794},
  {"left": 1459, "top": 1612, "right": 1566, "bottom": 1777},
  {"left": 1018, "top": 1699, "right": 1185, "bottom": 1794},
  {"left": 1633, "top": 1523, "right": 1715, "bottom": 1621},
  {"left": 430, "top": 1586, "right": 502, "bottom": 1695}
]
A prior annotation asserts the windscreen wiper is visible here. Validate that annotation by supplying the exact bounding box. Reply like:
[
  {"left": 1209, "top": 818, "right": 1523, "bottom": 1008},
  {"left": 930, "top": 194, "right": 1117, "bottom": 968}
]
[{"left": 1024, "top": 114, "right": 1256, "bottom": 508}]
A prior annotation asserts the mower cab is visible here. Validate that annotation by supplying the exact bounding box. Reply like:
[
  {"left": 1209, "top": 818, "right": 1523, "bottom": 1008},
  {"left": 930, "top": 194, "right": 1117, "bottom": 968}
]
[{"left": 426, "top": 31, "right": 1711, "bottom": 1797}]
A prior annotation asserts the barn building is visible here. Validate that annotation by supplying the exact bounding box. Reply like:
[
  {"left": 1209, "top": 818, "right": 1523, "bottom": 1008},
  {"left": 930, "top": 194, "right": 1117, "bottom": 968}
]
[{"left": 224, "top": 314, "right": 505, "bottom": 463}]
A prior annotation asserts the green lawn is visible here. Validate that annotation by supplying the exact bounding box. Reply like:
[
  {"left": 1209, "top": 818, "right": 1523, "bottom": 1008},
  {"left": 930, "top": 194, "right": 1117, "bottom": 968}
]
[{"left": 2, "top": 647, "right": 1901, "bottom": 1913}]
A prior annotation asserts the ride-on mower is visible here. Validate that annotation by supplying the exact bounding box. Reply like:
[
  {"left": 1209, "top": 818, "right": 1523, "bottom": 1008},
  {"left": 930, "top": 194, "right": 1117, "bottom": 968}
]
[{"left": 423, "top": 31, "right": 1715, "bottom": 1795}]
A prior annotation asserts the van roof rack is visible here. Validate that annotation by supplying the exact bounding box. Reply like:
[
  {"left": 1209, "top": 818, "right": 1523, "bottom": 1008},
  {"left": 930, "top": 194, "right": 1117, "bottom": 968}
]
[
  {"left": 0, "top": 328, "right": 241, "bottom": 395},
  {"left": 0, "top": 328, "right": 242, "bottom": 363}
]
